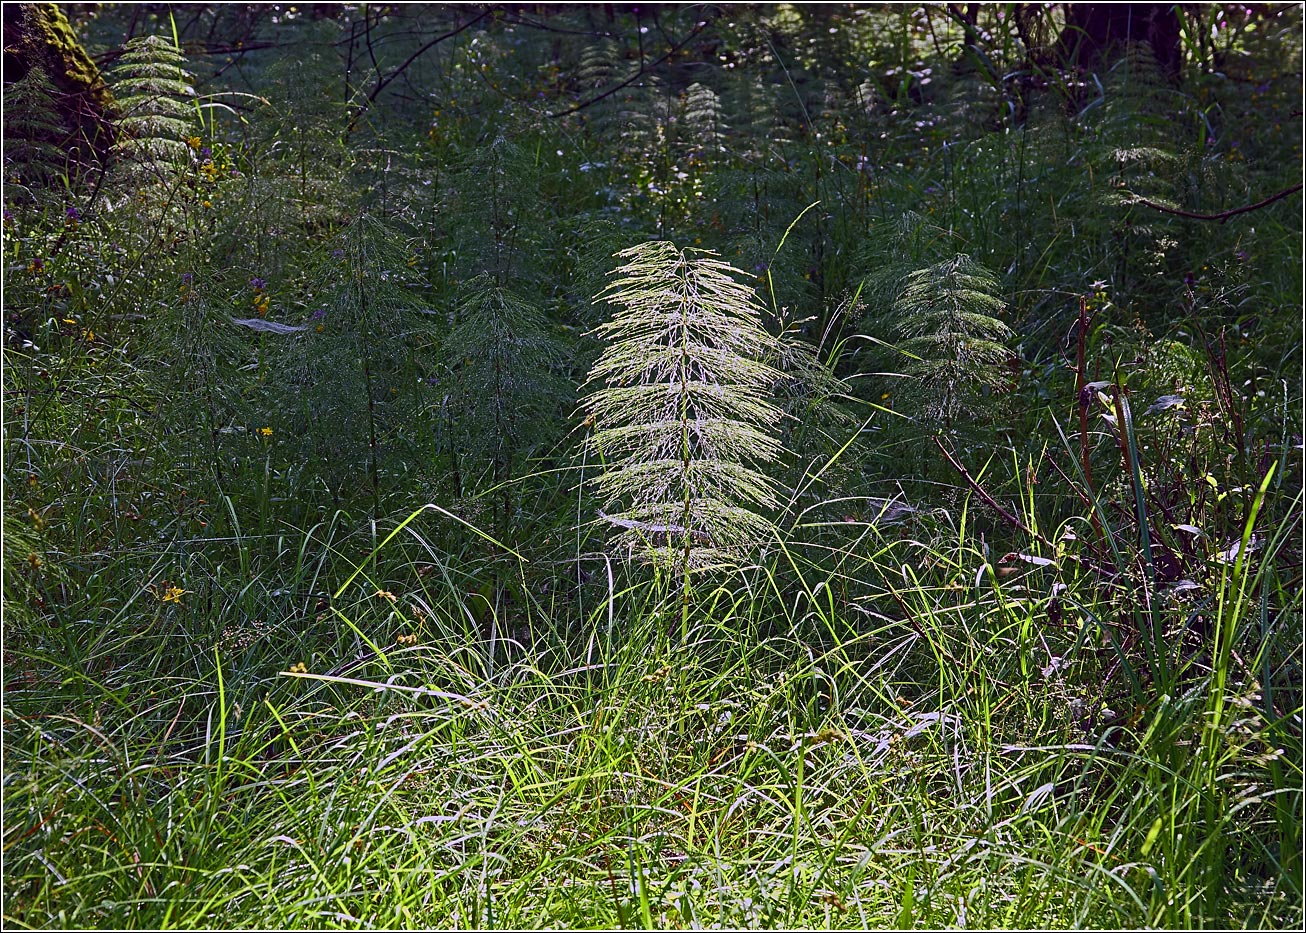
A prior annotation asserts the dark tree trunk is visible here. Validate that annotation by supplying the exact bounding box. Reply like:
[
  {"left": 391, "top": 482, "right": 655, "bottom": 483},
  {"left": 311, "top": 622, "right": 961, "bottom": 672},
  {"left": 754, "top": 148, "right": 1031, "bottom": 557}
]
[{"left": 1054, "top": 4, "right": 1183, "bottom": 80}]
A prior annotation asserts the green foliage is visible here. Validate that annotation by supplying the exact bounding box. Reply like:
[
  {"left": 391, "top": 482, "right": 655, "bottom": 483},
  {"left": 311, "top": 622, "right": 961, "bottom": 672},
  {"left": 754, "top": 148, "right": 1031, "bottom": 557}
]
[
  {"left": 584, "top": 242, "right": 785, "bottom": 566},
  {"left": 2, "top": 5, "right": 1301, "bottom": 928},
  {"left": 267, "top": 212, "right": 431, "bottom": 511},
  {"left": 140, "top": 281, "right": 250, "bottom": 480},
  {"left": 248, "top": 23, "right": 356, "bottom": 236},
  {"left": 1083, "top": 44, "right": 1191, "bottom": 293},
  {"left": 766, "top": 304, "right": 858, "bottom": 494},
  {"left": 441, "top": 274, "right": 568, "bottom": 520},
  {"left": 444, "top": 134, "right": 546, "bottom": 285}
]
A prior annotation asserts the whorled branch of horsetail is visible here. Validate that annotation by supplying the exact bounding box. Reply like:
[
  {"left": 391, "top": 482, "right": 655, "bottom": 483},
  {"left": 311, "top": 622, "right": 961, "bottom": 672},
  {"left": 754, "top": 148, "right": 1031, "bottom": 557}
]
[{"left": 596, "top": 508, "right": 715, "bottom": 546}]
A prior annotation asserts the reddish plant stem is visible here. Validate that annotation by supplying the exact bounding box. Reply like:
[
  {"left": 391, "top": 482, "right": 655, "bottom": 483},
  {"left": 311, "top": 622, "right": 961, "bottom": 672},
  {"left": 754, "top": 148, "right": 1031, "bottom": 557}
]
[{"left": 1132, "top": 183, "right": 1302, "bottom": 223}]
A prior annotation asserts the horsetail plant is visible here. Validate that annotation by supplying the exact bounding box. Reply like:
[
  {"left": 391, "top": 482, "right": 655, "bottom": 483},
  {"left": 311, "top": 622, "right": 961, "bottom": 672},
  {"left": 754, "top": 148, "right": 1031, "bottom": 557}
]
[
  {"left": 582, "top": 241, "right": 786, "bottom": 581},
  {"left": 891, "top": 252, "right": 1013, "bottom": 428}
]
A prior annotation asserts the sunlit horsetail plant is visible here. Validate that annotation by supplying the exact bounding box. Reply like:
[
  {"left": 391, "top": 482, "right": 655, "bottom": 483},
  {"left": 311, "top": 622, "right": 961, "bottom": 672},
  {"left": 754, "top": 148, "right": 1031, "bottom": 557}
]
[
  {"left": 891, "top": 252, "right": 1014, "bottom": 429},
  {"left": 583, "top": 242, "right": 786, "bottom": 633}
]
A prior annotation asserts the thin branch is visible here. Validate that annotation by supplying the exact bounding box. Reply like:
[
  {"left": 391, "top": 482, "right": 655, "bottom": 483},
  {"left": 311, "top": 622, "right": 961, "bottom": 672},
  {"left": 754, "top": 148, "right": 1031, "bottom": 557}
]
[
  {"left": 933, "top": 437, "right": 1042, "bottom": 542},
  {"left": 500, "top": 11, "right": 619, "bottom": 39},
  {"left": 934, "top": 437, "right": 1127, "bottom": 583},
  {"left": 1132, "top": 183, "right": 1303, "bottom": 223},
  {"left": 347, "top": 6, "right": 496, "bottom": 134},
  {"left": 549, "top": 17, "right": 712, "bottom": 119}
]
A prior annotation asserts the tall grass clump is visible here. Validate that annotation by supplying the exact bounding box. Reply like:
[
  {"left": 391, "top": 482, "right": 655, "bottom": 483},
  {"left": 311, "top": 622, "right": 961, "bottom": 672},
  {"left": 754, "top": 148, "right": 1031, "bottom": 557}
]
[{"left": 5, "top": 482, "right": 1298, "bottom": 928}]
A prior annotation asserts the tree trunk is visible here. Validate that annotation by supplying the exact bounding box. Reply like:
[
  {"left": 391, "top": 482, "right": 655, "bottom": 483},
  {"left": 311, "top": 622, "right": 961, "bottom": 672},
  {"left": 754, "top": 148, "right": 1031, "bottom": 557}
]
[{"left": 1054, "top": 4, "right": 1183, "bottom": 80}]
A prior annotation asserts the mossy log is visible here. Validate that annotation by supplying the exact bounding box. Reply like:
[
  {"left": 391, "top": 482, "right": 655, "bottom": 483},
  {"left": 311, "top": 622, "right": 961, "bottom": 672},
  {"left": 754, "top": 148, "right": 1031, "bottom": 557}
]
[{"left": 3, "top": 3, "right": 116, "bottom": 177}]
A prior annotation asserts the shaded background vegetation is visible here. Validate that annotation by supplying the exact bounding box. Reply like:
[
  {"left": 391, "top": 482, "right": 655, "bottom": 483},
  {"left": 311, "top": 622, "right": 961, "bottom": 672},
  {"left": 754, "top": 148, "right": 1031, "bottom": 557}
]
[{"left": 3, "top": 3, "right": 1302, "bottom": 928}]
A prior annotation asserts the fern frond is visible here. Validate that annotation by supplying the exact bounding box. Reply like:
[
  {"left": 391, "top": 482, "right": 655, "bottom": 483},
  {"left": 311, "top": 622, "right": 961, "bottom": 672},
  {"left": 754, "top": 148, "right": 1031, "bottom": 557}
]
[
  {"left": 107, "top": 35, "right": 195, "bottom": 184},
  {"left": 682, "top": 82, "right": 726, "bottom": 154}
]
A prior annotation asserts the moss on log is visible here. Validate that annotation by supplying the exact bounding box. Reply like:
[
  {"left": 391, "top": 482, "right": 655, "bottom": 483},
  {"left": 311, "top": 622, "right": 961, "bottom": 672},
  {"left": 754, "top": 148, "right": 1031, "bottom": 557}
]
[{"left": 3, "top": 3, "right": 116, "bottom": 174}]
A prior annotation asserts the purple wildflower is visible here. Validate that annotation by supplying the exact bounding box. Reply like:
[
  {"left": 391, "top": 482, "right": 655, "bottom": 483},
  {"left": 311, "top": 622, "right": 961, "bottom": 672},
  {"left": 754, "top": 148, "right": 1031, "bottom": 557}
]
[
  {"left": 311, "top": 309, "right": 327, "bottom": 320},
  {"left": 65, "top": 205, "right": 81, "bottom": 221},
  {"left": 249, "top": 277, "right": 267, "bottom": 290}
]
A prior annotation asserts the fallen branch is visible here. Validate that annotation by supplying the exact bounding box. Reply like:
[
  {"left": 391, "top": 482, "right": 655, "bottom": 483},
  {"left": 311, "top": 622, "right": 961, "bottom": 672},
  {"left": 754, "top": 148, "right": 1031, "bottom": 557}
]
[{"left": 1132, "top": 183, "right": 1303, "bottom": 223}]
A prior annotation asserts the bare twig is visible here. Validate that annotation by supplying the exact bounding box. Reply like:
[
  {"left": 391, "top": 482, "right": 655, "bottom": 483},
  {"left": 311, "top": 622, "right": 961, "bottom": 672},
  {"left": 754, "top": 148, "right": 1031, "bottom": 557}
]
[
  {"left": 549, "top": 17, "right": 712, "bottom": 119},
  {"left": 934, "top": 437, "right": 1120, "bottom": 582},
  {"left": 933, "top": 437, "right": 1044, "bottom": 543},
  {"left": 502, "top": 11, "right": 618, "bottom": 39},
  {"left": 1132, "top": 183, "right": 1303, "bottom": 223},
  {"left": 347, "top": 6, "right": 496, "bottom": 134}
]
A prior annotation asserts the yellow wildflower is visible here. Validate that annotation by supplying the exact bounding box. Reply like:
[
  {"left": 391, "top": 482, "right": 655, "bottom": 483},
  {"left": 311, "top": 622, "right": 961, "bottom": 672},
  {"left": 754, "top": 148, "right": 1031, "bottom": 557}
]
[
  {"left": 258, "top": 426, "right": 273, "bottom": 438},
  {"left": 161, "top": 585, "right": 186, "bottom": 603}
]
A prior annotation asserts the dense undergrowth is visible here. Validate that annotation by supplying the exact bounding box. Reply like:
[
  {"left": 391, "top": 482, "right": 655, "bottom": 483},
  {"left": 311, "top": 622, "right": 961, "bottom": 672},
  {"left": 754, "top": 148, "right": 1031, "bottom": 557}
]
[{"left": 3, "top": 4, "right": 1302, "bottom": 929}]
